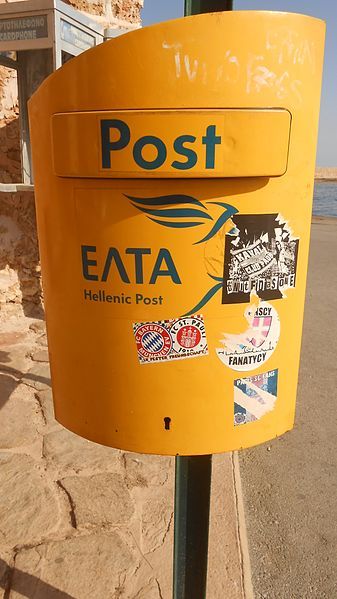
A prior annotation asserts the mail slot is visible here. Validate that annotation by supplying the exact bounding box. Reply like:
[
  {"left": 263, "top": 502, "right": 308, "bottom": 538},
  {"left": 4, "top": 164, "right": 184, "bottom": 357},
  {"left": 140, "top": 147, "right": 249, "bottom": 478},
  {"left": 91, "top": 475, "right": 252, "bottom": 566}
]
[
  {"left": 29, "top": 11, "right": 325, "bottom": 455},
  {"left": 52, "top": 109, "right": 291, "bottom": 177}
]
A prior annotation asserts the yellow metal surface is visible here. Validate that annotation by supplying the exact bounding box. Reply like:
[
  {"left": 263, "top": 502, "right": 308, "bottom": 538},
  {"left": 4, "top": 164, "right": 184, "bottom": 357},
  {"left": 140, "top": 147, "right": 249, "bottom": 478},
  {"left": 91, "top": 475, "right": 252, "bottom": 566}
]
[
  {"left": 29, "top": 11, "right": 325, "bottom": 455},
  {"left": 52, "top": 109, "right": 291, "bottom": 178}
]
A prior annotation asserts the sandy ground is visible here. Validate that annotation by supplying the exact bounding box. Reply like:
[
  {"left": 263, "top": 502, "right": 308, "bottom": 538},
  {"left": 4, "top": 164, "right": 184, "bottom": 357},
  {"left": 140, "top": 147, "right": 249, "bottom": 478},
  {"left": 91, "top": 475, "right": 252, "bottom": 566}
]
[{"left": 239, "top": 217, "right": 337, "bottom": 598}]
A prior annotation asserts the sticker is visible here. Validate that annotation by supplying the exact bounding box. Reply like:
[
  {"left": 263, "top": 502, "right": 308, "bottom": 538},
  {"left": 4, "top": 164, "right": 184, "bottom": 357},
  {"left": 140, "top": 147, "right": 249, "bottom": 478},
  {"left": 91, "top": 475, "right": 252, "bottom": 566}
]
[
  {"left": 133, "top": 315, "right": 208, "bottom": 364},
  {"left": 222, "top": 214, "right": 299, "bottom": 304},
  {"left": 216, "top": 301, "right": 280, "bottom": 371},
  {"left": 134, "top": 323, "right": 172, "bottom": 361},
  {"left": 234, "top": 369, "right": 278, "bottom": 425}
]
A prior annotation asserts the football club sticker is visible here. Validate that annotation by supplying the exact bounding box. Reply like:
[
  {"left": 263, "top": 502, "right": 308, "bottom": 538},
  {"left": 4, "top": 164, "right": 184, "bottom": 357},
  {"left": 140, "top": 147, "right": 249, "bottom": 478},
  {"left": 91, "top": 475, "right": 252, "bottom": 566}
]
[
  {"left": 234, "top": 369, "right": 278, "bottom": 426},
  {"left": 133, "top": 315, "right": 208, "bottom": 364},
  {"left": 170, "top": 317, "right": 208, "bottom": 357},
  {"left": 134, "top": 323, "right": 172, "bottom": 362},
  {"left": 216, "top": 301, "right": 280, "bottom": 372}
]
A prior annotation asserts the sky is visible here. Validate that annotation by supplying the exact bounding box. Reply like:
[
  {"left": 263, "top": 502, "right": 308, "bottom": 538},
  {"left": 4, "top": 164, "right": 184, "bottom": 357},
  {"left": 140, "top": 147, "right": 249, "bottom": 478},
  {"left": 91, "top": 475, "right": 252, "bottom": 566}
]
[{"left": 141, "top": 0, "right": 337, "bottom": 166}]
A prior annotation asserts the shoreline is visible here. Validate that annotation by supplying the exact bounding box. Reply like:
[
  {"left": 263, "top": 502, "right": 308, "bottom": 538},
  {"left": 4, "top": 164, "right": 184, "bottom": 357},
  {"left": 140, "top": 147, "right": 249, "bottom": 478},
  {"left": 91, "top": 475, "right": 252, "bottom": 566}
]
[
  {"left": 314, "top": 178, "right": 337, "bottom": 183},
  {"left": 312, "top": 215, "right": 337, "bottom": 223}
]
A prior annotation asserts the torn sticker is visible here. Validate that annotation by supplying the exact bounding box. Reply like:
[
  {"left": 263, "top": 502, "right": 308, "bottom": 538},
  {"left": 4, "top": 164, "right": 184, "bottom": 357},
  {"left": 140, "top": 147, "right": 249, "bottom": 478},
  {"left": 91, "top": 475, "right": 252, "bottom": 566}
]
[
  {"left": 216, "top": 301, "right": 280, "bottom": 371},
  {"left": 234, "top": 369, "right": 278, "bottom": 425},
  {"left": 133, "top": 315, "right": 208, "bottom": 364},
  {"left": 222, "top": 213, "right": 299, "bottom": 304}
]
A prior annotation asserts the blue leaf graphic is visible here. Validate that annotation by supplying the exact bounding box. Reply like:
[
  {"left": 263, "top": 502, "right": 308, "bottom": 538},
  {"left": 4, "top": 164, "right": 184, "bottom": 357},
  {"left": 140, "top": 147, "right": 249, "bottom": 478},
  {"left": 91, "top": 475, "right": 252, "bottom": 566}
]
[
  {"left": 194, "top": 202, "right": 238, "bottom": 245},
  {"left": 131, "top": 204, "right": 212, "bottom": 220},
  {"left": 125, "top": 194, "right": 205, "bottom": 208},
  {"left": 182, "top": 282, "right": 223, "bottom": 316},
  {"left": 149, "top": 218, "right": 203, "bottom": 228}
]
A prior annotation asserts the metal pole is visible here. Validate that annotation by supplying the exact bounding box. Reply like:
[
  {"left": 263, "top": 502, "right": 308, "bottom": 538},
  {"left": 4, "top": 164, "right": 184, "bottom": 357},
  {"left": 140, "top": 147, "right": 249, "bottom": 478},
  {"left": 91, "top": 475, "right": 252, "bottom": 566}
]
[
  {"left": 172, "top": 3, "right": 234, "bottom": 598},
  {"left": 184, "top": 0, "right": 233, "bottom": 15},
  {"left": 173, "top": 455, "right": 212, "bottom": 599}
]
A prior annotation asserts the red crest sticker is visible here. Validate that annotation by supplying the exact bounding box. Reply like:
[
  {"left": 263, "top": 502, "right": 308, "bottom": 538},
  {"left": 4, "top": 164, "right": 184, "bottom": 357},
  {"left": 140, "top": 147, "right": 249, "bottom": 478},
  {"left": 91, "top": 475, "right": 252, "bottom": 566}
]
[
  {"left": 133, "top": 315, "right": 208, "bottom": 364},
  {"left": 135, "top": 324, "right": 172, "bottom": 361}
]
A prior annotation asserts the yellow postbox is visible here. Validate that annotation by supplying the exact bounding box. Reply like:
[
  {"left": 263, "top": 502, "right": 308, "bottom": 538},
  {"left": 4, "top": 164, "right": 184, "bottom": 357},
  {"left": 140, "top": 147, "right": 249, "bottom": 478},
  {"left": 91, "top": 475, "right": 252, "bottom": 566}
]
[{"left": 29, "top": 11, "right": 325, "bottom": 455}]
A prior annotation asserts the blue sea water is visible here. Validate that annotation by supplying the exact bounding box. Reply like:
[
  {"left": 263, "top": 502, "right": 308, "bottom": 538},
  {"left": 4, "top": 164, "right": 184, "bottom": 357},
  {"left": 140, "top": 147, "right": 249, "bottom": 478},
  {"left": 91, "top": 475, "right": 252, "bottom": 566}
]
[{"left": 313, "top": 182, "right": 337, "bottom": 218}]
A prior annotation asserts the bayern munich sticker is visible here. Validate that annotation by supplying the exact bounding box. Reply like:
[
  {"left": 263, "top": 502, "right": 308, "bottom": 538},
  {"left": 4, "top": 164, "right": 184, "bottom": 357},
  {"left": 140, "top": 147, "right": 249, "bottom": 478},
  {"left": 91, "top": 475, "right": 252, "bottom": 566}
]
[{"left": 133, "top": 315, "right": 208, "bottom": 364}]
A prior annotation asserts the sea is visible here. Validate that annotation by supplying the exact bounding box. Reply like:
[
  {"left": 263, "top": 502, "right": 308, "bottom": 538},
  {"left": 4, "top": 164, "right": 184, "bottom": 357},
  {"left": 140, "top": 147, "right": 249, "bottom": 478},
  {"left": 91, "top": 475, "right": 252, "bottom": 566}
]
[{"left": 313, "top": 182, "right": 337, "bottom": 218}]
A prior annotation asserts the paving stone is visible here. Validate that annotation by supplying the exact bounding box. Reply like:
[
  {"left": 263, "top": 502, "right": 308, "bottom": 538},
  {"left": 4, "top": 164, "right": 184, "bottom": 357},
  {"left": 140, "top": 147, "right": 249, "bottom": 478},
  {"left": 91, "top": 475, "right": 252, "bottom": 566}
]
[
  {"left": 123, "top": 452, "right": 173, "bottom": 488},
  {"left": 36, "top": 334, "right": 48, "bottom": 347},
  {"left": 0, "top": 345, "right": 32, "bottom": 377},
  {"left": 133, "top": 578, "right": 162, "bottom": 598},
  {"left": 31, "top": 349, "right": 49, "bottom": 363},
  {"left": 0, "top": 331, "right": 27, "bottom": 347},
  {"left": 141, "top": 488, "right": 173, "bottom": 555},
  {"left": 0, "top": 454, "right": 60, "bottom": 547},
  {"left": 0, "top": 382, "right": 40, "bottom": 448},
  {"left": 43, "top": 428, "right": 122, "bottom": 474},
  {"left": 36, "top": 388, "right": 55, "bottom": 425},
  {"left": 0, "top": 317, "right": 244, "bottom": 599},
  {"left": 21, "top": 362, "right": 51, "bottom": 390},
  {"left": 29, "top": 320, "right": 46, "bottom": 334},
  {"left": 11, "top": 533, "right": 138, "bottom": 599},
  {"left": 138, "top": 540, "right": 172, "bottom": 599},
  {"left": 60, "top": 473, "right": 134, "bottom": 529}
]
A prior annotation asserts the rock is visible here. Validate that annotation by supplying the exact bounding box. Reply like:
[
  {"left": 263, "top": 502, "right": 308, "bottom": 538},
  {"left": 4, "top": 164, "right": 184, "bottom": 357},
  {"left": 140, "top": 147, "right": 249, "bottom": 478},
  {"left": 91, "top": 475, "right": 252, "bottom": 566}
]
[
  {"left": 0, "top": 454, "right": 60, "bottom": 547},
  {"left": 141, "top": 489, "right": 173, "bottom": 554},
  {"left": 123, "top": 452, "right": 173, "bottom": 488},
  {"left": 0, "top": 382, "right": 40, "bottom": 448},
  {"left": 29, "top": 320, "right": 46, "bottom": 334},
  {"left": 31, "top": 349, "right": 49, "bottom": 363},
  {"left": 11, "top": 533, "right": 137, "bottom": 599},
  {"left": 43, "top": 428, "right": 122, "bottom": 474},
  {"left": 21, "top": 362, "right": 50, "bottom": 390},
  {"left": 59, "top": 473, "right": 134, "bottom": 529}
]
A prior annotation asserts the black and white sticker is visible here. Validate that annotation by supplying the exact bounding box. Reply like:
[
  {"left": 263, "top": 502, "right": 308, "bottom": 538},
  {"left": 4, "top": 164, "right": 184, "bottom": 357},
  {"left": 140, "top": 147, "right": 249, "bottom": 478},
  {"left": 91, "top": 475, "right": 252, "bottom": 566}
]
[{"left": 223, "top": 213, "right": 299, "bottom": 304}]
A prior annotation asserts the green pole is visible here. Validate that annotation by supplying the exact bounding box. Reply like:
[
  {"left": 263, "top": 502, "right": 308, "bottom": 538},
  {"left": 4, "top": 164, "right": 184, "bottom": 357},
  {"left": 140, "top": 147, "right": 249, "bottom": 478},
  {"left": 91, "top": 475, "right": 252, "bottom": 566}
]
[
  {"left": 184, "top": 0, "right": 233, "bottom": 16},
  {"left": 173, "top": 455, "right": 212, "bottom": 599},
  {"left": 172, "top": 2, "right": 234, "bottom": 598}
]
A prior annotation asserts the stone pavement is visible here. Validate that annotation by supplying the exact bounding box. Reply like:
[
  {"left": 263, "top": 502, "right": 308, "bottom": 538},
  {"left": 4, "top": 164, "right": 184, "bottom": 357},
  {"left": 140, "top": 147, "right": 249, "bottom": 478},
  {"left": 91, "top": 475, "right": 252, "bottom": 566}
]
[{"left": 0, "top": 315, "right": 250, "bottom": 598}]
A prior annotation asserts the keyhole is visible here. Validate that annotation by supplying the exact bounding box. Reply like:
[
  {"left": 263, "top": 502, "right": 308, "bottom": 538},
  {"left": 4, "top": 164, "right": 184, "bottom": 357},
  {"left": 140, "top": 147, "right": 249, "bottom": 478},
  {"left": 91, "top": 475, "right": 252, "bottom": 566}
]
[{"left": 164, "top": 417, "right": 171, "bottom": 431}]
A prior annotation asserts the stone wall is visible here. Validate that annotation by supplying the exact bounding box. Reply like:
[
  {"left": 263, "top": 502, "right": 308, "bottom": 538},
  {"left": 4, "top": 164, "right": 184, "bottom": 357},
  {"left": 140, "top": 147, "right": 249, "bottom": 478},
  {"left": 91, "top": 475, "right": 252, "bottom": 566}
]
[
  {"left": 0, "top": 65, "right": 21, "bottom": 184},
  {"left": 66, "top": 0, "right": 143, "bottom": 23},
  {"left": 0, "top": 190, "right": 43, "bottom": 319}
]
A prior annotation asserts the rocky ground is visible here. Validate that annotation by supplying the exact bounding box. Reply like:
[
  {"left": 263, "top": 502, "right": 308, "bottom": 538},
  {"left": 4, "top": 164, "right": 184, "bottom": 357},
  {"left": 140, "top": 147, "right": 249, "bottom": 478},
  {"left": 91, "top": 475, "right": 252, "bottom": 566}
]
[{"left": 0, "top": 316, "right": 246, "bottom": 598}]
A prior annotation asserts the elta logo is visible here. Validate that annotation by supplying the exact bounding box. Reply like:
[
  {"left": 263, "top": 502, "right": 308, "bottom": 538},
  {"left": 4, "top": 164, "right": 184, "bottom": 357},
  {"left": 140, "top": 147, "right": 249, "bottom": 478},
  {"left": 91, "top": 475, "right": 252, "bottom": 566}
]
[{"left": 128, "top": 193, "right": 239, "bottom": 315}]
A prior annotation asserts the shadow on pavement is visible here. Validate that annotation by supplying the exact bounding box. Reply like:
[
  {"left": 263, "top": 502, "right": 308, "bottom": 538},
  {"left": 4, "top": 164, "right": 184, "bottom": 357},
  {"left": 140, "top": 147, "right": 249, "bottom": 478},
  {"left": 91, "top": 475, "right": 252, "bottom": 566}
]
[
  {"left": 1, "top": 558, "right": 75, "bottom": 598},
  {"left": 0, "top": 350, "right": 50, "bottom": 411}
]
